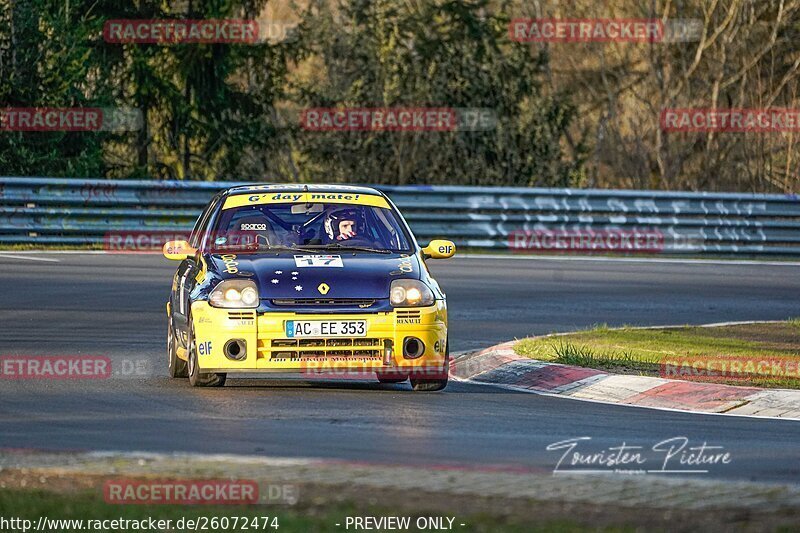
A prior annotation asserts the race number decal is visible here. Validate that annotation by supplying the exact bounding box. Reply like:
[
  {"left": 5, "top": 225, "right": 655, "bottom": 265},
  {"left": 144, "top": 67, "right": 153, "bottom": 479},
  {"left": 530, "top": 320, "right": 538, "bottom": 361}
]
[{"left": 294, "top": 255, "right": 343, "bottom": 268}]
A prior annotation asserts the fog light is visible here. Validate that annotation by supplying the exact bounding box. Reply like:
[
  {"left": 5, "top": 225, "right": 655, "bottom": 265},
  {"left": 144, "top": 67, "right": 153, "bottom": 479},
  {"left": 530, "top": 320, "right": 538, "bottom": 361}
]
[
  {"left": 383, "top": 340, "right": 394, "bottom": 366},
  {"left": 224, "top": 339, "right": 247, "bottom": 361},
  {"left": 403, "top": 337, "right": 425, "bottom": 359}
]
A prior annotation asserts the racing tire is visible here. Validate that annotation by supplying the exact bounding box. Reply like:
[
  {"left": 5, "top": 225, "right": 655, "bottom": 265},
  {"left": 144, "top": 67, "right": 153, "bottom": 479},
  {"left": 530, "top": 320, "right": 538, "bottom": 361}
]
[
  {"left": 167, "top": 319, "right": 188, "bottom": 378},
  {"left": 409, "top": 336, "right": 449, "bottom": 392},
  {"left": 187, "top": 316, "right": 227, "bottom": 388},
  {"left": 376, "top": 372, "right": 408, "bottom": 384}
]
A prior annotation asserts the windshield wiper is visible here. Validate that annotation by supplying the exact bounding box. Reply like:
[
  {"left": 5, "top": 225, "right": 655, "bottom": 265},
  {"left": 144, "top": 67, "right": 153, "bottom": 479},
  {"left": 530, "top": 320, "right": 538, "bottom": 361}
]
[{"left": 307, "top": 243, "right": 392, "bottom": 254}]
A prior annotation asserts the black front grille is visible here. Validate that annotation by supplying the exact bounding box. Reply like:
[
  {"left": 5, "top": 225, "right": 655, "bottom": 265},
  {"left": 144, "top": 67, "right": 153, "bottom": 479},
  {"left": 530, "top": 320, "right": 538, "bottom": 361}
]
[
  {"left": 271, "top": 298, "right": 376, "bottom": 307},
  {"left": 261, "top": 337, "right": 386, "bottom": 359}
]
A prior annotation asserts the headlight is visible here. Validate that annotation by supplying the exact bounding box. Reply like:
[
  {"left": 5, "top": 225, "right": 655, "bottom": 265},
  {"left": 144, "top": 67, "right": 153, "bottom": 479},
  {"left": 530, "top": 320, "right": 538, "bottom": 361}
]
[
  {"left": 209, "top": 279, "right": 259, "bottom": 308},
  {"left": 390, "top": 279, "right": 435, "bottom": 307}
]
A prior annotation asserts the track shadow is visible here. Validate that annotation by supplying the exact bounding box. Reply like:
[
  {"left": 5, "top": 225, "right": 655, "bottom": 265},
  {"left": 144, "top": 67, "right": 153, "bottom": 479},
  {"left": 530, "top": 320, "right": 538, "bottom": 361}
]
[{"left": 180, "top": 376, "right": 525, "bottom": 394}]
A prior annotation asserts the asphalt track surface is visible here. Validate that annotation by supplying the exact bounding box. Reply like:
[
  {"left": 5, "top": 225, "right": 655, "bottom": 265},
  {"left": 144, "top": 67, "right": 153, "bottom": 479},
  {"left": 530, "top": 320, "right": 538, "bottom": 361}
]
[{"left": 0, "top": 253, "right": 799, "bottom": 483}]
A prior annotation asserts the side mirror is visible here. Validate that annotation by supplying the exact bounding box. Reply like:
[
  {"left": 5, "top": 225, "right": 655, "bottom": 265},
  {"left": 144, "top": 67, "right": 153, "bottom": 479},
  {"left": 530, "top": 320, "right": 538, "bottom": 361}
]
[
  {"left": 422, "top": 239, "right": 456, "bottom": 259},
  {"left": 163, "top": 240, "right": 197, "bottom": 261}
]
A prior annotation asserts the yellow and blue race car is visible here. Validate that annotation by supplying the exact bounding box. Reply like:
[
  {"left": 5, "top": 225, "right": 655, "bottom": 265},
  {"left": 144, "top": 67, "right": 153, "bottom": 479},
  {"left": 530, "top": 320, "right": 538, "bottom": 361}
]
[{"left": 163, "top": 184, "right": 455, "bottom": 391}]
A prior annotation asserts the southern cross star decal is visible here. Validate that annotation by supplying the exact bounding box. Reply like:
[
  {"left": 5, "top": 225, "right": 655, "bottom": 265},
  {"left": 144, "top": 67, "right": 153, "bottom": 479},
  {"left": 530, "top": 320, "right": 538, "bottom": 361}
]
[
  {"left": 271, "top": 279, "right": 279, "bottom": 284},
  {"left": 294, "top": 285, "right": 303, "bottom": 291}
]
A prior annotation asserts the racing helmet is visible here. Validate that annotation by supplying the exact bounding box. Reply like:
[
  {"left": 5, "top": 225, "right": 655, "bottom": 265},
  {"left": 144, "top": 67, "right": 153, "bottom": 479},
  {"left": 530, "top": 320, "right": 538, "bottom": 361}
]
[{"left": 324, "top": 207, "right": 366, "bottom": 241}]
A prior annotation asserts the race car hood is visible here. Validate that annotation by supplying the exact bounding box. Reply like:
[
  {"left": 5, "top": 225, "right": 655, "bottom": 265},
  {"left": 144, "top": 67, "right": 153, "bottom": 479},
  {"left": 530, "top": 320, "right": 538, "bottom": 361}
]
[{"left": 206, "top": 252, "right": 420, "bottom": 300}]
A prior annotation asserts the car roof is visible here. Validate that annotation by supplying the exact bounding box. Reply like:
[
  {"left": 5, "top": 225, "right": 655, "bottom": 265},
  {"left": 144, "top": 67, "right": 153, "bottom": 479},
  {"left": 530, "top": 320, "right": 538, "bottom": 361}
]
[{"left": 224, "top": 183, "right": 384, "bottom": 196}]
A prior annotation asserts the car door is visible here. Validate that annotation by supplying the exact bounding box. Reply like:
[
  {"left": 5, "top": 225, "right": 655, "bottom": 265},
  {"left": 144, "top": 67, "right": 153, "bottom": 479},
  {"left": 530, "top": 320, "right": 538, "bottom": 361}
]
[{"left": 171, "top": 193, "right": 222, "bottom": 343}]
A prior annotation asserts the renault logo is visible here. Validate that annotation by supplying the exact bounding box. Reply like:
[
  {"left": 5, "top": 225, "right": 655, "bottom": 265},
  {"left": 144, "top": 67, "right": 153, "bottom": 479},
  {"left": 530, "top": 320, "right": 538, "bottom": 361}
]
[{"left": 317, "top": 283, "right": 330, "bottom": 295}]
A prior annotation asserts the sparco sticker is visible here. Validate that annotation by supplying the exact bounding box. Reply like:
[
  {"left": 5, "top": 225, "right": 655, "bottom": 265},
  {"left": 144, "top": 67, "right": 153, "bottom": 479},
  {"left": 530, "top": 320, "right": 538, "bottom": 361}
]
[{"left": 294, "top": 255, "right": 343, "bottom": 268}]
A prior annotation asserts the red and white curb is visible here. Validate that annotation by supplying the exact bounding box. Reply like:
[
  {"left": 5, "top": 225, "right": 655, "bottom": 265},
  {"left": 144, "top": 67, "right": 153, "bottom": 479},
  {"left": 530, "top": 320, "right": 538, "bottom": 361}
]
[{"left": 451, "top": 341, "right": 800, "bottom": 420}]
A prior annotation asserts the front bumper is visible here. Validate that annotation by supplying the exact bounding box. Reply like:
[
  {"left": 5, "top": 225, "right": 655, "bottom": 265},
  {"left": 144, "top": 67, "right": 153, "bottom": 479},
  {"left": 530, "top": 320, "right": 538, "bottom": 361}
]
[{"left": 189, "top": 300, "right": 448, "bottom": 374}]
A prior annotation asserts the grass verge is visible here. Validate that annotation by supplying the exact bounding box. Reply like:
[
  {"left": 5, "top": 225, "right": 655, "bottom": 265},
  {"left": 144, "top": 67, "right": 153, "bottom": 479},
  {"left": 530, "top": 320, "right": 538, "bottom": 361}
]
[
  {"left": 2, "top": 461, "right": 797, "bottom": 531},
  {"left": 514, "top": 321, "right": 800, "bottom": 389}
]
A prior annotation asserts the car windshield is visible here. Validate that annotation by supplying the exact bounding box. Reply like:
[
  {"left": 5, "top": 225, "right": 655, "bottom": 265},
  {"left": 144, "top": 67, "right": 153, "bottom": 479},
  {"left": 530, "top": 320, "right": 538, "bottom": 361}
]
[{"left": 208, "top": 201, "right": 412, "bottom": 253}]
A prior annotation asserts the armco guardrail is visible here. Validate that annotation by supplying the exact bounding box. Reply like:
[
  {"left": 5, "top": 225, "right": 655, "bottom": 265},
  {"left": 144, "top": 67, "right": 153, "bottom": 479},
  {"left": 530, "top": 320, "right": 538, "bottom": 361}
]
[{"left": 0, "top": 176, "right": 799, "bottom": 255}]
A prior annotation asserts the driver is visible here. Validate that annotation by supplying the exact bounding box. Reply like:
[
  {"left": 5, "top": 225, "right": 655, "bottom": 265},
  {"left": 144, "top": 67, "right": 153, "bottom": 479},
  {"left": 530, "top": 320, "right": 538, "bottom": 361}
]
[{"left": 324, "top": 207, "right": 366, "bottom": 242}]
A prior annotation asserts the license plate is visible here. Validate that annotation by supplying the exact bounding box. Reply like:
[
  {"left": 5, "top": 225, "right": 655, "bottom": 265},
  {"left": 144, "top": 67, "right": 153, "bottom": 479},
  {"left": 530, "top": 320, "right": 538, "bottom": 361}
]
[{"left": 285, "top": 320, "right": 367, "bottom": 338}]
